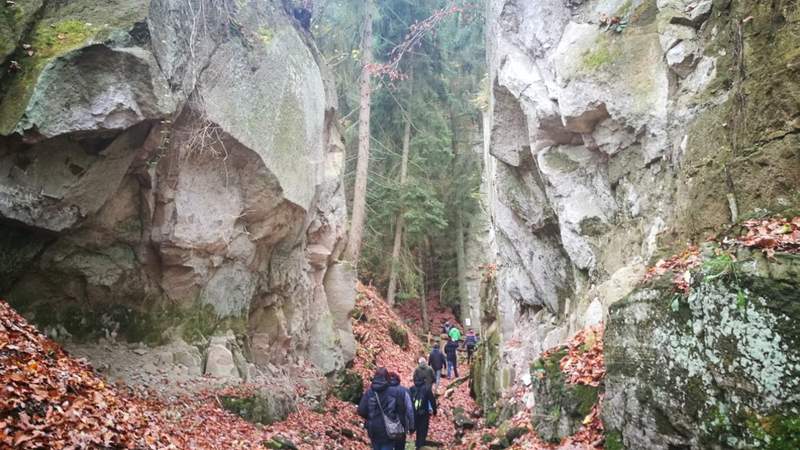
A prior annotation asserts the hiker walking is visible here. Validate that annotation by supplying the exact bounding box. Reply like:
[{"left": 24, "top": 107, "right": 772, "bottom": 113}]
[
  {"left": 444, "top": 338, "right": 459, "bottom": 378},
  {"left": 427, "top": 343, "right": 446, "bottom": 391},
  {"left": 358, "top": 368, "right": 408, "bottom": 450},
  {"left": 448, "top": 324, "right": 462, "bottom": 343},
  {"left": 441, "top": 320, "right": 451, "bottom": 335},
  {"left": 440, "top": 321, "right": 451, "bottom": 342},
  {"left": 387, "top": 372, "right": 415, "bottom": 450},
  {"left": 409, "top": 375, "right": 437, "bottom": 449},
  {"left": 465, "top": 329, "right": 479, "bottom": 364},
  {"left": 412, "top": 357, "right": 435, "bottom": 388}
]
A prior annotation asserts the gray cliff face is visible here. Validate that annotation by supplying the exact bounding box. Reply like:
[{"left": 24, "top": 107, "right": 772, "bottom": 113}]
[
  {"left": 0, "top": 0, "right": 355, "bottom": 377},
  {"left": 476, "top": 0, "right": 800, "bottom": 445}
]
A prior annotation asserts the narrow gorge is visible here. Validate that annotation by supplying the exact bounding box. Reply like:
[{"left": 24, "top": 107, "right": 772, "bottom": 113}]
[{"left": 0, "top": 0, "right": 798, "bottom": 449}]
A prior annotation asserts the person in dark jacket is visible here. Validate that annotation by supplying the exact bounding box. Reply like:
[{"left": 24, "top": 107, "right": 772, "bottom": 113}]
[
  {"left": 444, "top": 338, "right": 459, "bottom": 378},
  {"left": 465, "top": 329, "right": 479, "bottom": 364},
  {"left": 428, "top": 344, "right": 446, "bottom": 391},
  {"left": 387, "top": 372, "right": 414, "bottom": 450},
  {"left": 358, "top": 368, "right": 407, "bottom": 450},
  {"left": 412, "top": 357, "right": 435, "bottom": 388},
  {"left": 409, "top": 377, "right": 437, "bottom": 449}
]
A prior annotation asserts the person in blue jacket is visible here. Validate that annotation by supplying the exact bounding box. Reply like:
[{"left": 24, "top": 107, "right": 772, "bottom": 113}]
[
  {"left": 358, "top": 368, "right": 407, "bottom": 450},
  {"left": 387, "top": 372, "right": 415, "bottom": 450},
  {"left": 444, "top": 338, "right": 459, "bottom": 378},
  {"left": 428, "top": 344, "right": 447, "bottom": 391}
]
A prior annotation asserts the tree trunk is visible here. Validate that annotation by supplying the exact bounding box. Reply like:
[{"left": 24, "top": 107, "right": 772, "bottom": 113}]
[
  {"left": 386, "top": 98, "right": 413, "bottom": 306},
  {"left": 344, "top": 0, "right": 373, "bottom": 265},
  {"left": 419, "top": 237, "right": 431, "bottom": 333},
  {"left": 455, "top": 210, "right": 469, "bottom": 324}
]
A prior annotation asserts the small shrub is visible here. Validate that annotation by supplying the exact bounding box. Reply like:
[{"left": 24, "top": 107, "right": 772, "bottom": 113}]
[
  {"left": 332, "top": 369, "right": 364, "bottom": 404},
  {"left": 349, "top": 307, "right": 367, "bottom": 322},
  {"left": 702, "top": 253, "right": 735, "bottom": 280}
]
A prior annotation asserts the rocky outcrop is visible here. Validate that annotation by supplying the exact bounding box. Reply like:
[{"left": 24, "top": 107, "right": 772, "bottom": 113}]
[
  {"left": 604, "top": 250, "right": 800, "bottom": 449},
  {"left": 0, "top": 0, "right": 355, "bottom": 377},
  {"left": 477, "top": 0, "right": 800, "bottom": 443}
]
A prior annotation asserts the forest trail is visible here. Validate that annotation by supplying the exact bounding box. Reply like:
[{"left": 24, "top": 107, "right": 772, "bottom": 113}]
[{"left": 0, "top": 282, "right": 484, "bottom": 449}]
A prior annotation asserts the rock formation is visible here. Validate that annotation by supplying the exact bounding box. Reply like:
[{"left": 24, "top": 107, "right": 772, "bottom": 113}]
[
  {"left": 0, "top": 0, "right": 355, "bottom": 378},
  {"left": 474, "top": 0, "right": 800, "bottom": 447}
]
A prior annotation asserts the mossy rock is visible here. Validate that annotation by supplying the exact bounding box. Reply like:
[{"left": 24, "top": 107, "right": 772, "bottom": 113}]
[
  {"left": 263, "top": 436, "right": 298, "bottom": 450},
  {"left": 0, "top": 0, "right": 45, "bottom": 61},
  {"left": 349, "top": 306, "right": 367, "bottom": 322},
  {"left": 669, "top": 0, "right": 800, "bottom": 245},
  {"left": 505, "top": 426, "right": 529, "bottom": 444},
  {"left": 332, "top": 369, "right": 364, "bottom": 404},
  {"left": 485, "top": 408, "right": 500, "bottom": 428},
  {"left": 0, "top": 0, "right": 149, "bottom": 134},
  {"left": 604, "top": 430, "right": 626, "bottom": 450},
  {"left": 220, "top": 390, "right": 295, "bottom": 426},
  {"left": 452, "top": 406, "right": 477, "bottom": 429},
  {"left": 604, "top": 250, "right": 800, "bottom": 448},
  {"left": 530, "top": 348, "right": 599, "bottom": 442},
  {"left": 389, "top": 322, "right": 409, "bottom": 349}
]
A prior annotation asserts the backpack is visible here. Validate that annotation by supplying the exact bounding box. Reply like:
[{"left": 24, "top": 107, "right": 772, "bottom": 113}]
[{"left": 375, "top": 392, "right": 405, "bottom": 440}]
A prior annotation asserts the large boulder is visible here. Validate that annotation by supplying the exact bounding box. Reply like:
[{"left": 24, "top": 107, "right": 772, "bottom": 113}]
[
  {"left": 604, "top": 252, "right": 800, "bottom": 449},
  {"left": 0, "top": 0, "right": 354, "bottom": 376}
]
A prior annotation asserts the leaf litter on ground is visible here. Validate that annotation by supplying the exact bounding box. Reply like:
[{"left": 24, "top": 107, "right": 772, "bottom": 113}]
[{"left": 642, "top": 216, "right": 800, "bottom": 293}]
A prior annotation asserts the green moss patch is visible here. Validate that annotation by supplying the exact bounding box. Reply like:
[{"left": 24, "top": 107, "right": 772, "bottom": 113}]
[
  {"left": 331, "top": 369, "right": 364, "bottom": 404},
  {"left": 581, "top": 38, "right": 619, "bottom": 72},
  {"left": 220, "top": 394, "right": 293, "bottom": 426},
  {"left": 388, "top": 322, "right": 409, "bottom": 349},
  {"left": 0, "top": 19, "right": 100, "bottom": 133},
  {"left": 530, "top": 348, "right": 599, "bottom": 442},
  {"left": 604, "top": 430, "right": 626, "bottom": 450}
]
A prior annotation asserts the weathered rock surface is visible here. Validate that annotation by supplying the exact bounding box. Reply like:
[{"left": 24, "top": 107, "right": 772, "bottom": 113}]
[
  {"left": 474, "top": 0, "right": 800, "bottom": 445},
  {"left": 220, "top": 387, "right": 297, "bottom": 426},
  {"left": 530, "top": 349, "right": 599, "bottom": 443},
  {"left": 0, "top": 0, "right": 354, "bottom": 376},
  {"left": 604, "top": 252, "right": 800, "bottom": 449}
]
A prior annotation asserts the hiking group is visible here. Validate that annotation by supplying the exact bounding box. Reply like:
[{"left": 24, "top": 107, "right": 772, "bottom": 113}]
[{"left": 358, "top": 322, "right": 480, "bottom": 450}]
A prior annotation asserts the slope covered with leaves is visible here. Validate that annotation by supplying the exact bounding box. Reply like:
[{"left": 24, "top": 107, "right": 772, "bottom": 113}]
[
  {"left": 394, "top": 290, "right": 461, "bottom": 335},
  {"left": 0, "top": 299, "right": 173, "bottom": 449},
  {"left": 352, "top": 283, "right": 425, "bottom": 382},
  {"left": 0, "top": 297, "right": 377, "bottom": 449},
  {"left": 0, "top": 282, "right": 487, "bottom": 449},
  {"left": 645, "top": 216, "right": 800, "bottom": 293},
  {"left": 353, "top": 283, "right": 482, "bottom": 446}
]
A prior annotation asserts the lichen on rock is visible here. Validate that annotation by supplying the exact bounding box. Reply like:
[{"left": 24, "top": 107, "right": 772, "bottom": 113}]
[{"left": 604, "top": 254, "right": 800, "bottom": 449}]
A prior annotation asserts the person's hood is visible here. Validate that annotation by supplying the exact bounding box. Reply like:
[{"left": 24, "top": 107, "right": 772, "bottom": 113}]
[
  {"left": 388, "top": 377, "right": 400, "bottom": 387},
  {"left": 371, "top": 376, "right": 389, "bottom": 392}
]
